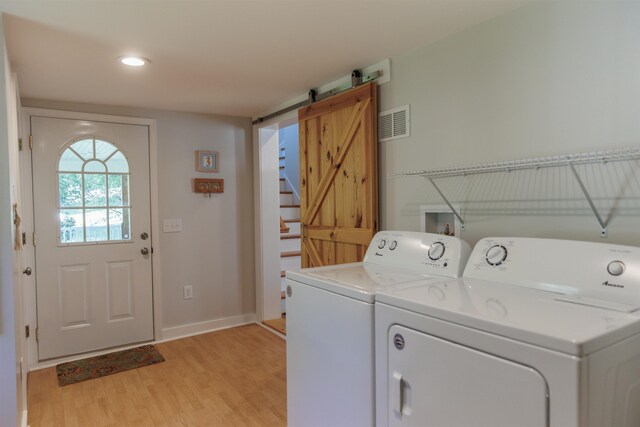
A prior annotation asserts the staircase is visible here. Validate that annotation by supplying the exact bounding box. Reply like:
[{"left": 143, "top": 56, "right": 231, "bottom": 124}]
[{"left": 263, "top": 145, "right": 301, "bottom": 335}]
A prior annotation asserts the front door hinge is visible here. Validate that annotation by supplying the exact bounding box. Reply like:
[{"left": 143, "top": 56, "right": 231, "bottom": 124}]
[
  {"left": 25, "top": 325, "right": 30, "bottom": 339},
  {"left": 35, "top": 327, "right": 39, "bottom": 343},
  {"left": 18, "top": 138, "right": 23, "bottom": 151},
  {"left": 33, "top": 232, "right": 37, "bottom": 247},
  {"left": 29, "top": 135, "right": 33, "bottom": 150}
]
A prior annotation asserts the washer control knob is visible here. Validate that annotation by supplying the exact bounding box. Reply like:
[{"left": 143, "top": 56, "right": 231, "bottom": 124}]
[
  {"left": 428, "top": 242, "right": 446, "bottom": 261},
  {"left": 389, "top": 240, "right": 398, "bottom": 251},
  {"left": 486, "top": 245, "right": 508, "bottom": 266},
  {"left": 378, "top": 239, "right": 387, "bottom": 249},
  {"left": 607, "top": 261, "right": 625, "bottom": 276}
]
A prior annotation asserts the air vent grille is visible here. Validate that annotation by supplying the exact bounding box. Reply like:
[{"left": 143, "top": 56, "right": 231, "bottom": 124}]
[{"left": 379, "top": 105, "right": 410, "bottom": 142}]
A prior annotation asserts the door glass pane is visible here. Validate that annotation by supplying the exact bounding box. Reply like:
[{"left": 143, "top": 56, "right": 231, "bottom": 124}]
[
  {"left": 84, "top": 160, "right": 106, "bottom": 173},
  {"left": 108, "top": 174, "right": 129, "bottom": 206},
  {"left": 106, "top": 151, "right": 129, "bottom": 173},
  {"left": 60, "top": 209, "right": 84, "bottom": 243},
  {"left": 84, "top": 174, "right": 107, "bottom": 206},
  {"left": 95, "top": 140, "right": 117, "bottom": 161},
  {"left": 70, "top": 139, "right": 94, "bottom": 160},
  {"left": 57, "top": 139, "right": 131, "bottom": 244},
  {"left": 109, "top": 208, "right": 131, "bottom": 240},
  {"left": 59, "top": 173, "right": 83, "bottom": 207},
  {"left": 85, "top": 209, "right": 108, "bottom": 242},
  {"left": 59, "top": 150, "right": 83, "bottom": 172}
]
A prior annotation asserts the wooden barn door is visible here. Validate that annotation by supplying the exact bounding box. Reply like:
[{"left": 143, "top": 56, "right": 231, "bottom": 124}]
[{"left": 298, "top": 82, "right": 378, "bottom": 268}]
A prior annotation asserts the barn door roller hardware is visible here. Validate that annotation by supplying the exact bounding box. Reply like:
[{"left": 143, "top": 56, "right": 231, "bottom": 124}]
[{"left": 252, "top": 69, "right": 380, "bottom": 125}]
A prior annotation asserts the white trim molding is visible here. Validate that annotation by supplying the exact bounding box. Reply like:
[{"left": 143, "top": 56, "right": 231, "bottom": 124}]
[{"left": 160, "top": 314, "right": 257, "bottom": 342}]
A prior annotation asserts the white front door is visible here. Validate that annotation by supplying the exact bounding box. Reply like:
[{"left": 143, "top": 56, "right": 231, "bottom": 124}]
[{"left": 31, "top": 115, "right": 154, "bottom": 360}]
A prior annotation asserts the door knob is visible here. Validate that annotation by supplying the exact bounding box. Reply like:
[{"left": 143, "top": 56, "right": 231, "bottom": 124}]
[
  {"left": 141, "top": 248, "right": 149, "bottom": 255},
  {"left": 22, "top": 267, "right": 32, "bottom": 276},
  {"left": 140, "top": 232, "right": 149, "bottom": 240}
]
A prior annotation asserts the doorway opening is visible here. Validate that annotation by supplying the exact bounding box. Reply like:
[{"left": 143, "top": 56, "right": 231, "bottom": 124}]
[{"left": 254, "top": 114, "right": 299, "bottom": 336}]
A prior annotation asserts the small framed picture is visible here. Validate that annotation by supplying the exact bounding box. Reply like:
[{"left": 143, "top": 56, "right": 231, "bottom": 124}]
[{"left": 195, "top": 150, "right": 219, "bottom": 173}]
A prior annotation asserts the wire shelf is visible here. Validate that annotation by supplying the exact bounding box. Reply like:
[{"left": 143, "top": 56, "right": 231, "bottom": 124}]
[{"left": 387, "top": 146, "right": 640, "bottom": 237}]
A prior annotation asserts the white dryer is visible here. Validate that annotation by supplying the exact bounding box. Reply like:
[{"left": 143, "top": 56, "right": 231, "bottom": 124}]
[
  {"left": 375, "top": 237, "right": 640, "bottom": 427},
  {"left": 286, "top": 231, "right": 471, "bottom": 427}
]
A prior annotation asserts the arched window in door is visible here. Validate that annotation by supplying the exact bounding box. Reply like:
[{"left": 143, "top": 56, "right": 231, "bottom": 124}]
[{"left": 57, "top": 138, "right": 131, "bottom": 244}]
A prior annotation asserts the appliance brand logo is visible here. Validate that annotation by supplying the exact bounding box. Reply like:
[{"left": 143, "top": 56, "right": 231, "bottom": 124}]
[{"left": 602, "top": 281, "right": 624, "bottom": 289}]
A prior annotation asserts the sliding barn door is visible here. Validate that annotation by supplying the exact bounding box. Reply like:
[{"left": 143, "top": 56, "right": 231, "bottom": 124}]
[{"left": 298, "top": 82, "right": 378, "bottom": 268}]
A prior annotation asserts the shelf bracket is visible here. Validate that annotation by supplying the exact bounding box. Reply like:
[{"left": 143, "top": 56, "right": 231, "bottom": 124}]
[
  {"left": 567, "top": 161, "right": 608, "bottom": 237},
  {"left": 425, "top": 176, "right": 466, "bottom": 231}
]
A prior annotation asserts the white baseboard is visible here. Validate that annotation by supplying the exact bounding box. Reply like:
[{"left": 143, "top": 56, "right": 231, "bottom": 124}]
[{"left": 160, "top": 313, "right": 257, "bottom": 342}]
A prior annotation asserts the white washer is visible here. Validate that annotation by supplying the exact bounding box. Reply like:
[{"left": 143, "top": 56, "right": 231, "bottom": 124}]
[
  {"left": 375, "top": 237, "right": 640, "bottom": 427},
  {"left": 286, "top": 231, "right": 471, "bottom": 427}
]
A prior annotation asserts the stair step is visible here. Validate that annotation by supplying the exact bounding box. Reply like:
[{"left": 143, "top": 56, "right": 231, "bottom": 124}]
[
  {"left": 280, "top": 204, "right": 300, "bottom": 208},
  {"left": 280, "top": 207, "right": 300, "bottom": 221},
  {"left": 280, "top": 190, "right": 292, "bottom": 194},
  {"left": 283, "top": 218, "right": 300, "bottom": 223},
  {"left": 279, "top": 166, "right": 284, "bottom": 170},
  {"left": 279, "top": 156, "right": 285, "bottom": 160},
  {"left": 280, "top": 146, "right": 285, "bottom": 151},
  {"left": 281, "top": 270, "right": 286, "bottom": 278},
  {"left": 281, "top": 234, "right": 300, "bottom": 240},
  {"left": 280, "top": 178, "right": 285, "bottom": 181},
  {"left": 281, "top": 291, "right": 286, "bottom": 300},
  {"left": 281, "top": 251, "right": 301, "bottom": 257}
]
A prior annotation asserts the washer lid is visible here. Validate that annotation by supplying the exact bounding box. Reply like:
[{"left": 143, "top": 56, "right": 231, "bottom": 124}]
[
  {"left": 286, "top": 263, "right": 446, "bottom": 303},
  {"left": 376, "top": 277, "right": 640, "bottom": 356}
]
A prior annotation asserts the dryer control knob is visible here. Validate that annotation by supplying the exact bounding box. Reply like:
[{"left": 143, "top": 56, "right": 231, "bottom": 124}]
[
  {"left": 389, "top": 240, "right": 398, "bottom": 250},
  {"left": 486, "top": 245, "right": 508, "bottom": 266},
  {"left": 607, "top": 261, "right": 625, "bottom": 276},
  {"left": 378, "top": 239, "right": 387, "bottom": 249},
  {"left": 428, "top": 242, "right": 446, "bottom": 260}
]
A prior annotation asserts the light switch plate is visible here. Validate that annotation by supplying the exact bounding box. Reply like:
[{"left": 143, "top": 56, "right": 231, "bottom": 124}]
[{"left": 163, "top": 219, "right": 182, "bottom": 233}]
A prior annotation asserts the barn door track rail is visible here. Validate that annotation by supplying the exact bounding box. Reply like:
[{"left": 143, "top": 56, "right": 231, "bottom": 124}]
[
  {"left": 388, "top": 147, "right": 640, "bottom": 237},
  {"left": 252, "top": 69, "right": 380, "bottom": 125}
]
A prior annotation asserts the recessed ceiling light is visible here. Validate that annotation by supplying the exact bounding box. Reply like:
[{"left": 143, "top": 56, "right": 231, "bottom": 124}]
[{"left": 119, "top": 56, "right": 147, "bottom": 67}]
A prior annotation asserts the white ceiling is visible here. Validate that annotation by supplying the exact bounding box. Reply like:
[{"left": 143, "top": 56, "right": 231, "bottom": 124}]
[{"left": 1, "top": 0, "right": 527, "bottom": 118}]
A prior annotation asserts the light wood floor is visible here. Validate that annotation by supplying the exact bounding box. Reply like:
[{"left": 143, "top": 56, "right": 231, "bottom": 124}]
[
  {"left": 27, "top": 324, "right": 287, "bottom": 426},
  {"left": 262, "top": 318, "right": 286, "bottom": 335}
]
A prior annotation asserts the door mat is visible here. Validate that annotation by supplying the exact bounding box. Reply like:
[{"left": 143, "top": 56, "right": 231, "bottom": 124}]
[{"left": 56, "top": 344, "right": 165, "bottom": 386}]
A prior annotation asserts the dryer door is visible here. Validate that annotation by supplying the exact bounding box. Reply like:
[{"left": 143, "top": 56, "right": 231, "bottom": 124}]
[{"left": 388, "top": 325, "right": 549, "bottom": 427}]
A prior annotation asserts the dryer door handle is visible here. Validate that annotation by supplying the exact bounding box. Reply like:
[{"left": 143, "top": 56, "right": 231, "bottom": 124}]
[{"left": 392, "top": 371, "right": 404, "bottom": 416}]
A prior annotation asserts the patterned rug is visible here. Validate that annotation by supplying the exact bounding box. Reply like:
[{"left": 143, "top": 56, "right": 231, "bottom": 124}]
[{"left": 56, "top": 344, "right": 165, "bottom": 386}]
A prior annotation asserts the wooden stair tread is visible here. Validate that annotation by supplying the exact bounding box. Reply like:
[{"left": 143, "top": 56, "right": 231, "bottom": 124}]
[
  {"left": 281, "top": 234, "right": 301, "bottom": 240},
  {"left": 280, "top": 190, "right": 293, "bottom": 194},
  {"left": 262, "top": 318, "right": 286, "bottom": 335},
  {"left": 281, "top": 271, "right": 286, "bottom": 278},
  {"left": 281, "top": 251, "right": 301, "bottom": 257},
  {"left": 279, "top": 178, "right": 285, "bottom": 181},
  {"left": 283, "top": 218, "right": 300, "bottom": 223},
  {"left": 280, "top": 204, "right": 300, "bottom": 208}
]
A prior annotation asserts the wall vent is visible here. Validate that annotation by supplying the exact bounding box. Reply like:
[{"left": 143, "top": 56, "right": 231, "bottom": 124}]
[{"left": 379, "top": 105, "right": 410, "bottom": 142}]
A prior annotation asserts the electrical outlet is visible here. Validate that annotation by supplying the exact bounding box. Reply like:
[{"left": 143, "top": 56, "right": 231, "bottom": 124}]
[{"left": 183, "top": 285, "right": 193, "bottom": 300}]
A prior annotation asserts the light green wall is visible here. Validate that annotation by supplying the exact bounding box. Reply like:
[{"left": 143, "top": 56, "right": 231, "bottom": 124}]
[{"left": 379, "top": 1, "right": 640, "bottom": 245}]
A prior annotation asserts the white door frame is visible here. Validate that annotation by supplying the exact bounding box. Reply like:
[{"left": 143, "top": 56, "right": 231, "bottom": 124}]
[
  {"left": 20, "top": 107, "right": 162, "bottom": 368},
  {"left": 253, "top": 111, "right": 297, "bottom": 322}
]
